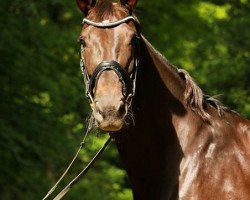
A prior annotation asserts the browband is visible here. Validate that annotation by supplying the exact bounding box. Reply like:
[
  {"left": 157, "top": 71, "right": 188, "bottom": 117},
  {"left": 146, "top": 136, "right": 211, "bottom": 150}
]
[{"left": 82, "top": 16, "right": 137, "bottom": 28}]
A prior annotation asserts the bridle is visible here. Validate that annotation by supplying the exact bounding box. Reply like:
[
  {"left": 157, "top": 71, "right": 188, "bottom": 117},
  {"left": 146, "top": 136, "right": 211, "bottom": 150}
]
[
  {"left": 80, "top": 15, "right": 141, "bottom": 106},
  {"left": 42, "top": 15, "right": 141, "bottom": 200}
]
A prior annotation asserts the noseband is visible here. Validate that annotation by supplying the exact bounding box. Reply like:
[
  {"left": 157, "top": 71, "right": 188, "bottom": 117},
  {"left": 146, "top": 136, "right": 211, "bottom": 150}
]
[{"left": 80, "top": 16, "right": 140, "bottom": 104}]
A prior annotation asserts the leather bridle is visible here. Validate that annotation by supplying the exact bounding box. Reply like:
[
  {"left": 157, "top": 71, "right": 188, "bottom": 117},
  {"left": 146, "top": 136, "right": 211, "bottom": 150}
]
[{"left": 80, "top": 15, "right": 141, "bottom": 105}]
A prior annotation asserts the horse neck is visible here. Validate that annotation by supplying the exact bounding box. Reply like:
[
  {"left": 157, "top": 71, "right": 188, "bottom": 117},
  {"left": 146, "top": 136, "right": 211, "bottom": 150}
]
[
  {"left": 132, "top": 36, "right": 201, "bottom": 149},
  {"left": 116, "top": 36, "right": 203, "bottom": 149},
  {"left": 115, "top": 36, "right": 197, "bottom": 199},
  {"left": 114, "top": 36, "right": 208, "bottom": 199},
  {"left": 140, "top": 36, "right": 186, "bottom": 104}
]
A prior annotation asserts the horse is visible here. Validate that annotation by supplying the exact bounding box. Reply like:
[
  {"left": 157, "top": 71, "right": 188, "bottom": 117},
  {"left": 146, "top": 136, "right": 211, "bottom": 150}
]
[{"left": 76, "top": 0, "right": 250, "bottom": 199}]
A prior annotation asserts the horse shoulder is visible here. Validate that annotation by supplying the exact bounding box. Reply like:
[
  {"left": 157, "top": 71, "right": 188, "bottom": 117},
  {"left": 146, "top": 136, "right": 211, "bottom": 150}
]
[
  {"left": 179, "top": 114, "right": 250, "bottom": 199},
  {"left": 236, "top": 117, "right": 250, "bottom": 149}
]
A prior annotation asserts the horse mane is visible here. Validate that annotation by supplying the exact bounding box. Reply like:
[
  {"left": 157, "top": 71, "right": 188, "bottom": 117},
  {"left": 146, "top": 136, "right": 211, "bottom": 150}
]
[
  {"left": 168, "top": 60, "right": 236, "bottom": 121},
  {"left": 177, "top": 69, "right": 234, "bottom": 121},
  {"left": 142, "top": 37, "right": 234, "bottom": 121}
]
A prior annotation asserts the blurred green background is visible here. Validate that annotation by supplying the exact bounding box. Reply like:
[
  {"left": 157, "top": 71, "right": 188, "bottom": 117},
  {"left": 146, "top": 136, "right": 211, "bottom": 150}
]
[{"left": 0, "top": 0, "right": 249, "bottom": 199}]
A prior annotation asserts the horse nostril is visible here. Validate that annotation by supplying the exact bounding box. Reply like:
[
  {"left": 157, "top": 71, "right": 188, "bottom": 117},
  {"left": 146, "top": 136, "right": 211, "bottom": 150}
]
[
  {"left": 118, "top": 101, "right": 126, "bottom": 115},
  {"left": 93, "top": 98, "right": 126, "bottom": 119},
  {"left": 93, "top": 101, "right": 104, "bottom": 117}
]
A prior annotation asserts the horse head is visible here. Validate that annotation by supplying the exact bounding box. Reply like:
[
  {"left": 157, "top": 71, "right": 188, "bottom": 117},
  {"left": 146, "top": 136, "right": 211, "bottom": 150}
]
[{"left": 77, "top": 0, "right": 140, "bottom": 132}]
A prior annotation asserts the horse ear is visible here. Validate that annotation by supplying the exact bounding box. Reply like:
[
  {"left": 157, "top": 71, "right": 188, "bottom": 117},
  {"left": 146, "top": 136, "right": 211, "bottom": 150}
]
[
  {"left": 76, "top": 0, "right": 96, "bottom": 15},
  {"left": 120, "top": 0, "right": 138, "bottom": 11}
]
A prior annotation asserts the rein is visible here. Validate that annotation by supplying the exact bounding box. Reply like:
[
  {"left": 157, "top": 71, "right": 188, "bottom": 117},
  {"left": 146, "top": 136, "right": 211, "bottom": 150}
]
[
  {"left": 53, "top": 137, "right": 112, "bottom": 200},
  {"left": 42, "top": 117, "right": 112, "bottom": 200}
]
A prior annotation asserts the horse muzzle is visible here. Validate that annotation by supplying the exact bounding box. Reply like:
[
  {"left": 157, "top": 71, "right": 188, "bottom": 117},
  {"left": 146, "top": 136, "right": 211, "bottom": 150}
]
[
  {"left": 81, "top": 60, "right": 138, "bottom": 132},
  {"left": 92, "top": 98, "right": 127, "bottom": 132}
]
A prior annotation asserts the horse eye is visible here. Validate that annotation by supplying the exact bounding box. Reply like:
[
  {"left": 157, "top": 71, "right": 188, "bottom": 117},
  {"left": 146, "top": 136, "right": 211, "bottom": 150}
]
[
  {"left": 131, "top": 35, "right": 139, "bottom": 46},
  {"left": 79, "top": 38, "right": 86, "bottom": 47}
]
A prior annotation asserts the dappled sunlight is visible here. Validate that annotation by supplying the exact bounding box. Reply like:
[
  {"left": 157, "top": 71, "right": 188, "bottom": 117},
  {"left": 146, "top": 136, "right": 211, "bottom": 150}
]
[
  {"left": 31, "top": 92, "right": 52, "bottom": 113},
  {"left": 196, "top": 2, "right": 230, "bottom": 22}
]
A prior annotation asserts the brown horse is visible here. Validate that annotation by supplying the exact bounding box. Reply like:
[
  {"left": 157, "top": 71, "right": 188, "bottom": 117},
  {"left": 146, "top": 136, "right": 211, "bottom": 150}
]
[{"left": 76, "top": 0, "right": 250, "bottom": 199}]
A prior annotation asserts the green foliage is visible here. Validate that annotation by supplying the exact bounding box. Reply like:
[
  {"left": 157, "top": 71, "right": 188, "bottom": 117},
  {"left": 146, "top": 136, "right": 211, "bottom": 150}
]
[
  {"left": 139, "top": 0, "right": 250, "bottom": 117},
  {"left": 0, "top": 0, "right": 249, "bottom": 199}
]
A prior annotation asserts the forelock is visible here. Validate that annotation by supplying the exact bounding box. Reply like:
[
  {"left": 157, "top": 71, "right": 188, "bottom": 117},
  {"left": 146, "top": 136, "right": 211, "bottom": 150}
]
[{"left": 89, "top": 0, "right": 128, "bottom": 21}]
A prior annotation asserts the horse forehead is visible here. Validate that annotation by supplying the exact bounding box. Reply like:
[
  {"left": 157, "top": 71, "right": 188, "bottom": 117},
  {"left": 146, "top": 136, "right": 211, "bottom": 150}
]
[
  {"left": 84, "top": 6, "right": 134, "bottom": 38},
  {"left": 86, "top": 24, "right": 133, "bottom": 46}
]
